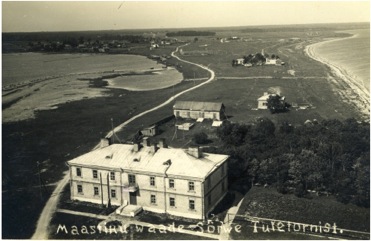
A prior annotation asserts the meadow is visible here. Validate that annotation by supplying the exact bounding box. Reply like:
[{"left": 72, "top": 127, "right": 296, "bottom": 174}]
[{"left": 230, "top": 187, "right": 370, "bottom": 240}]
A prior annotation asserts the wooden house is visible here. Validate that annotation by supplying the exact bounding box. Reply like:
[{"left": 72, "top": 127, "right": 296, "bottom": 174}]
[{"left": 173, "top": 101, "right": 226, "bottom": 120}]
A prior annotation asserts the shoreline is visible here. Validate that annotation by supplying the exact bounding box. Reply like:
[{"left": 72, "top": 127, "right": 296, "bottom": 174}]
[{"left": 304, "top": 35, "right": 370, "bottom": 120}]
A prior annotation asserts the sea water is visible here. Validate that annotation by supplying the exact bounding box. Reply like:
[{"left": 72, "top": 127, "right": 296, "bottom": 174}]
[
  {"left": 314, "top": 29, "right": 370, "bottom": 91},
  {"left": 2, "top": 53, "right": 180, "bottom": 87}
]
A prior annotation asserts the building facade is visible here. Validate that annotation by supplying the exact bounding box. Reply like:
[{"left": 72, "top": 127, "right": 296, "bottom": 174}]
[
  {"left": 68, "top": 139, "right": 229, "bottom": 220},
  {"left": 173, "top": 101, "right": 226, "bottom": 120}
]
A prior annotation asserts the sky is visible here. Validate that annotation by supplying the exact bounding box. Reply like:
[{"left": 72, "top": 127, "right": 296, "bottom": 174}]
[{"left": 2, "top": 1, "right": 370, "bottom": 32}]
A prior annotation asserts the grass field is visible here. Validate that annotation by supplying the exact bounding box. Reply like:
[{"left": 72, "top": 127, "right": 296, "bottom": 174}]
[{"left": 229, "top": 187, "right": 370, "bottom": 240}]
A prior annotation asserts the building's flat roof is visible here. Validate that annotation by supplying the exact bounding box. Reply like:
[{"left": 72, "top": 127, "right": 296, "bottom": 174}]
[
  {"left": 174, "top": 101, "right": 224, "bottom": 112},
  {"left": 68, "top": 144, "right": 229, "bottom": 180}
]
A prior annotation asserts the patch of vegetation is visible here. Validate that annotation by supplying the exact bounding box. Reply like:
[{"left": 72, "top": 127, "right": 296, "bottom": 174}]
[
  {"left": 267, "top": 95, "right": 291, "bottom": 113},
  {"left": 204, "top": 118, "right": 370, "bottom": 208},
  {"left": 231, "top": 187, "right": 369, "bottom": 239},
  {"left": 193, "top": 131, "right": 209, "bottom": 144}
]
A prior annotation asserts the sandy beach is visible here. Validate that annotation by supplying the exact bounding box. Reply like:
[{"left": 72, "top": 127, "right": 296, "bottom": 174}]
[{"left": 304, "top": 35, "right": 370, "bottom": 120}]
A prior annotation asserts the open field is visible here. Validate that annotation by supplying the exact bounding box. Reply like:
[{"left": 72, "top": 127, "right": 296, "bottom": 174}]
[
  {"left": 229, "top": 187, "right": 370, "bottom": 240},
  {"left": 115, "top": 75, "right": 362, "bottom": 144},
  {"left": 2, "top": 24, "right": 369, "bottom": 239}
]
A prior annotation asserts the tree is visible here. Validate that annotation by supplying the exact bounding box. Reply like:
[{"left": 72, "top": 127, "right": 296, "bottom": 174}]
[
  {"left": 255, "top": 118, "right": 275, "bottom": 136},
  {"left": 193, "top": 132, "right": 209, "bottom": 144},
  {"left": 247, "top": 158, "right": 260, "bottom": 187},
  {"left": 267, "top": 95, "right": 290, "bottom": 113}
]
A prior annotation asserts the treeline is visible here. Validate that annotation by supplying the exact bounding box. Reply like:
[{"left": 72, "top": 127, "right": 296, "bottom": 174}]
[
  {"left": 204, "top": 118, "right": 370, "bottom": 208},
  {"left": 166, "top": 31, "right": 215, "bottom": 37}
]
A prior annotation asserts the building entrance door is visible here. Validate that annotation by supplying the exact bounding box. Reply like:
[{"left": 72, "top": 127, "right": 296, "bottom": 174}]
[{"left": 129, "top": 192, "right": 137, "bottom": 205}]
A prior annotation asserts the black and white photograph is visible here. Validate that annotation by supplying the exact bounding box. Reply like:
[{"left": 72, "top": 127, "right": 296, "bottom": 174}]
[{"left": 2, "top": 1, "right": 370, "bottom": 239}]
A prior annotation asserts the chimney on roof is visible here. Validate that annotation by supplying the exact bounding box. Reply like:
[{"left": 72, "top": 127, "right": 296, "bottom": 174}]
[
  {"left": 151, "top": 144, "right": 158, "bottom": 153},
  {"left": 133, "top": 143, "right": 141, "bottom": 152},
  {"left": 158, "top": 138, "right": 168, "bottom": 148},
  {"left": 142, "top": 137, "right": 150, "bottom": 147},
  {"left": 188, "top": 146, "right": 202, "bottom": 158},
  {"left": 100, "top": 138, "right": 110, "bottom": 148}
]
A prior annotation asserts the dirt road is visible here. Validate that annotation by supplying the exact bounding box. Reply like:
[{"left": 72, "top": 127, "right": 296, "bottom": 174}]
[{"left": 32, "top": 44, "right": 216, "bottom": 239}]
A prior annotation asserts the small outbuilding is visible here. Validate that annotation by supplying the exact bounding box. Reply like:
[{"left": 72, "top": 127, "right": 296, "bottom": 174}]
[{"left": 141, "top": 125, "right": 158, "bottom": 137}]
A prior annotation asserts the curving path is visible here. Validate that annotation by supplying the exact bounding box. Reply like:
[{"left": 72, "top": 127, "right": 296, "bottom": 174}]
[
  {"left": 104, "top": 43, "right": 215, "bottom": 139},
  {"left": 32, "top": 43, "right": 216, "bottom": 239}
]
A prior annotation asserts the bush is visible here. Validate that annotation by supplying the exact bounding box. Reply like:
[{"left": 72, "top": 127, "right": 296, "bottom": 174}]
[
  {"left": 294, "top": 183, "right": 307, "bottom": 198},
  {"left": 276, "top": 182, "right": 288, "bottom": 194},
  {"left": 193, "top": 132, "right": 209, "bottom": 144}
]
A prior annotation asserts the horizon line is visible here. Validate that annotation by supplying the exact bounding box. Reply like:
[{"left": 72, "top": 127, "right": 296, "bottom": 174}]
[{"left": 3, "top": 21, "right": 369, "bottom": 34}]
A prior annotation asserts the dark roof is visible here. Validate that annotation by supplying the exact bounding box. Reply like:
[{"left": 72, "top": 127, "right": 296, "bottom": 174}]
[{"left": 173, "top": 101, "right": 224, "bottom": 112}]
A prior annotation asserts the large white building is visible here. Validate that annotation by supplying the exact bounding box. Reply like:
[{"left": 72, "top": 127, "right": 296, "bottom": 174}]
[{"left": 67, "top": 138, "right": 229, "bottom": 220}]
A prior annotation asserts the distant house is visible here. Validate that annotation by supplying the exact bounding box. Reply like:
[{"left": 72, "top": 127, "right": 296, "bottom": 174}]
[
  {"left": 257, "top": 92, "right": 286, "bottom": 109},
  {"left": 67, "top": 139, "right": 229, "bottom": 220},
  {"left": 265, "top": 58, "right": 283, "bottom": 65},
  {"left": 236, "top": 58, "right": 244, "bottom": 65},
  {"left": 150, "top": 43, "right": 159, "bottom": 49},
  {"left": 173, "top": 101, "right": 226, "bottom": 120}
]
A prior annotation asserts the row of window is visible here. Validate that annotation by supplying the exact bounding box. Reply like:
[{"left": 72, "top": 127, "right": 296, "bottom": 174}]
[
  {"left": 76, "top": 168, "right": 197, "bottom": 191},
  {"left": 75, "top": 159, "right": 225, "bottom": 181},
  {"left": 76, "top": 168, "right": 116, "bottom": 181},
  {"left": 77, "top": 185, "right": 117, "bottom": 198},
  {"left": 175, "top": 111, "right": 218, "bottom": 119},
  {"left": 150, "top": 194, "right": 195, "bottom": 210},
  {"left": 77, "top": 185, "right": 197, "bottom": 210}
]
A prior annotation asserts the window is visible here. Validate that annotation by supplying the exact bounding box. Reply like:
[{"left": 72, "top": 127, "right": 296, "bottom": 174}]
[
  {"left": 222, "top": 181, "right": 225, "bottom": 192},
  {"left": 208, "top": 195, "right": 212, "bottom": 206},
  {"left": 189, "top": 200, "right": 195, "bottom": 210},
  {"left": 128, "top": 174, "right": 136, "bottom": 185},
  {"left": 77, "top": 185, "right": 83, "bottom": 194},
  {"left": 207, "top": 178, "right": 211, "bottom": 189},
  {"left": 111, "top": 189, "right": 116, "bottom": 198},
  {"left": 150, "top": 176, "right": 155, "bottom": 186},
  {"left": 221, "top": 164, "right": 225, "bottom": 176},
  {"left": 94, "top": 187, "right": 99, "bottom": 196},
  {"left": 188, "top": 181, "right": 195, "bottom": 191},
  {"left": 76, "top": 167, "right": 82, "bottom": 177},
  {"left": 169, "top": 197, "right": 175, "bottom": 207},
  {"left": 169, "top": 179, "right": 175, "bottom": 188},
  {"left": 92, "top": 170, "right": 98, "bottom": 179},
  {"left": 150, "top": 194, "right": 156, "bottom": 204},
  {"left": 110, "top": 172, "right": 115, "bottom": 181}
]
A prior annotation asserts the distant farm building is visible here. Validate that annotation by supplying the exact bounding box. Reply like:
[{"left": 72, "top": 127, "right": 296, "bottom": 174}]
[
  {"left": 257, "top": 92, "right": 286, "bottom": 109},
  {"left": 236, "top": 58, "right": 244, "bottom": 65},
  {"left": 265, "top": 58, "right": 283, "bottom": 65},
  {"left": 173, "top": 101, "right": 226, "bottom": 120}
]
